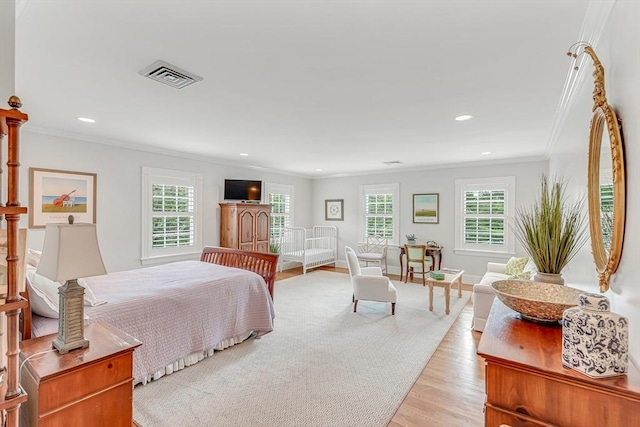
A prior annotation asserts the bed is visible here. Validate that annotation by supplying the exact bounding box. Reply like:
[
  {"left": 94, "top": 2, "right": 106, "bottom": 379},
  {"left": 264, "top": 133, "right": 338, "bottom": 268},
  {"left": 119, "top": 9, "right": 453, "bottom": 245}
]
[
  {"left": 22, "top": 246, "right": 278, "bottom": 385},
  {"left": 278, "top": 226, "right": 337, "bottom": 274}
]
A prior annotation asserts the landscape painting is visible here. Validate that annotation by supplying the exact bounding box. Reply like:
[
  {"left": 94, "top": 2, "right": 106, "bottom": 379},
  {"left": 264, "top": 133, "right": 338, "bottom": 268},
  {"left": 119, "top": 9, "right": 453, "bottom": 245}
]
[
  {"left": 413, "top": 193, "right": 439, "bottom": 224},
  {"left": 30, "top": 168, "right": 97, "bottom": 228}
]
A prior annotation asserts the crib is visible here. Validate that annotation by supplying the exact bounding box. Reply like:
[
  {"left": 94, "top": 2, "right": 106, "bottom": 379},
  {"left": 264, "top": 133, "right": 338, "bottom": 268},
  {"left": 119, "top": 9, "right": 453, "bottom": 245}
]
[{"left": 278, "top": 226, "right": 338, "bottom": 274}]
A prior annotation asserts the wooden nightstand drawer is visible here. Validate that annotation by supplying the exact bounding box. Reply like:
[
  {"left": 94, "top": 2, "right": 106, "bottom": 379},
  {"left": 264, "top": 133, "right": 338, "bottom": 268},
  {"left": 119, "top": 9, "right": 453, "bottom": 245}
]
[
  {"left": 35, "top": 352, "right": 132, "bottom": 413},
  {"left": 20, "top": 323, "right": 141, "bottom": 427}
]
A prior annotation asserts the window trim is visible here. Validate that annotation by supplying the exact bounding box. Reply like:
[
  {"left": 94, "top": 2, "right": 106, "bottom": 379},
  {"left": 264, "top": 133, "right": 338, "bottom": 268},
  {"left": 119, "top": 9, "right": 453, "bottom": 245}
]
[
  {"left": 359, "top": 183, "right": 400, "bottom": 246},
  {"left": 141, "top": 167, "right": 203, "bottom": 265},
  {"left": 454, "top": 176, "right": 515, "bottom": 256}
]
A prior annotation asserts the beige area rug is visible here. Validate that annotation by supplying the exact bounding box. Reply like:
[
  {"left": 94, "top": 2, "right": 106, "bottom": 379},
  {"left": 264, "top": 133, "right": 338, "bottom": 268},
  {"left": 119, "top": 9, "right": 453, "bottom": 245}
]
[{"left": 133, "top": 271, "right": 470, "bottom": 427}]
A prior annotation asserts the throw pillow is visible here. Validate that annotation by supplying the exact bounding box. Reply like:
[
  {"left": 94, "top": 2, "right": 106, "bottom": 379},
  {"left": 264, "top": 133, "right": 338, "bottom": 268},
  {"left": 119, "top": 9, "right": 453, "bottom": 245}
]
[
  {"left": 26, "top": 249, "right": 42, "bottom": 268},
  {"left": 504, "top": 257, "right": 529, "bottom": 275},
  {"left": 508, "top": 271, "right": 532, "bottom": 280}
]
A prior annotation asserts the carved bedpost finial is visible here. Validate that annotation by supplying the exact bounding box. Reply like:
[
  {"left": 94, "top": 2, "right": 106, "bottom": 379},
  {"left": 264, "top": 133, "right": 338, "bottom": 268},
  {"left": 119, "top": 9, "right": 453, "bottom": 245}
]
[{"left": 7, "top": 96, "right": 22, "bottom": 110}]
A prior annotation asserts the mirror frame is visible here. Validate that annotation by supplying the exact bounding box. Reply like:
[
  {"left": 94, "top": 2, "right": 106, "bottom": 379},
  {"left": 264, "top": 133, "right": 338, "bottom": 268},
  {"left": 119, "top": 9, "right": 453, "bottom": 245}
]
[{"left": 583, "top": 46, "right": 626, "bottom": 292}]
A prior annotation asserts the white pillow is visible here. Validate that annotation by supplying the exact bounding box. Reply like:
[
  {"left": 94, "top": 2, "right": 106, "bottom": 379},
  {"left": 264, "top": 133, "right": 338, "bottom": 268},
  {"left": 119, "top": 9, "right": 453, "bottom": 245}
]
[
  {"left": 26, "top": 249, "right": 42, "bottom": 268},
  {"left": 26, "top": 270, "right": 106, "bottom": 318}
]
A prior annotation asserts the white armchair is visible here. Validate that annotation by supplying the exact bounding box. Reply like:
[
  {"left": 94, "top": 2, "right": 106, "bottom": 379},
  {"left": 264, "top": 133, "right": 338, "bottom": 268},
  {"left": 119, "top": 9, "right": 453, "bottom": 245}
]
[{"left": 345, "top": 246, "right": 397, "bottom": 315}]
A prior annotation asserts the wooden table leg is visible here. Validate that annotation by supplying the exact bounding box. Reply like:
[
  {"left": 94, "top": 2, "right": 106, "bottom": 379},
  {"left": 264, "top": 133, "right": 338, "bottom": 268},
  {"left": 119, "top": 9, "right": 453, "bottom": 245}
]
[
  {"left": 445, "top": 283, "right": 451, "bottom": 315},
  {"left": 457, "top": 276, "right": 463, "bottom": 298},
  {"left": 399, "top": 251, "right": 404, "bottom": 282},
  {"left": 428, "top": 282, "right": 434, "bottom": 312}
]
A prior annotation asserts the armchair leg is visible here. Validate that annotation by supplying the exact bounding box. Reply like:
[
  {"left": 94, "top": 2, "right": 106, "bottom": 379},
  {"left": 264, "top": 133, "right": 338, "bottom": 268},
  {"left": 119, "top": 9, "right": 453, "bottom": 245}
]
[
  {"left": 391, "top": 302, "right": 396, "bottom": 315},
  {"left": 354, "top": 300, "right": 358, "bottom": 313},
  {"left": 352, "top": 293, "right": 355, "bottom": 303}
]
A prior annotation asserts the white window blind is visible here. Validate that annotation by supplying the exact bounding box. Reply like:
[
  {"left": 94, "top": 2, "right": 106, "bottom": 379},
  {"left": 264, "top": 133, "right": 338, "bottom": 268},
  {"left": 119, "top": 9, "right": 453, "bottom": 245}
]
[
  {"left": 455, "top": 177, "right": 515, "bottom": 254},
  {"left": 142, "top": 167, "right": 202, "bottom": 264},
  {"left": 360, "top": 183, "right": 399, "bottom": 245},
  {"left": 265, "top": 183, "right": 294, "bottom": 239}
]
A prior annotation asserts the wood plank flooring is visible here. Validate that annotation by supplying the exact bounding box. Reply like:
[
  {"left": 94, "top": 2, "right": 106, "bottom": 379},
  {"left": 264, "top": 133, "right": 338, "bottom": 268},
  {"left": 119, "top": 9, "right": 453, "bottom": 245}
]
[{"left": 276, "top": 266, "right": 486, "bottom": 426}]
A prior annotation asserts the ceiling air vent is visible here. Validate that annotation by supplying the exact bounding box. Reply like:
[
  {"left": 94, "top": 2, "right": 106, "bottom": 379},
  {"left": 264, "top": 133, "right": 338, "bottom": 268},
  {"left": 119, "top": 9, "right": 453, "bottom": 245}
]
[
  {"left": 382, "top": 160, "right": 403, "bottom": 166},
  {"left": 139, "top": 60, "right": 203, "bottom": 89}
]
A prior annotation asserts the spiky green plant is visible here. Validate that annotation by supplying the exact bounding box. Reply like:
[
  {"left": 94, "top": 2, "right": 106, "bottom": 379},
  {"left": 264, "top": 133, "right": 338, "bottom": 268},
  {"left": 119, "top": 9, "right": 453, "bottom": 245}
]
[{"left": 513, "top": 175, "right": 588, "bottom": 274}]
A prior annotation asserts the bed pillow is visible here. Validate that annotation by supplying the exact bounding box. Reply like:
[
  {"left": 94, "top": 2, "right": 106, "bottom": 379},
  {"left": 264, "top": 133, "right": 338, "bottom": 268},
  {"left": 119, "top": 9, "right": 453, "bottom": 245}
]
[
  {"left": 504, "top": 257, "right": 529, "bottom": 276},
  {"left": 26, "top": 249, "right": 42, "bottom": 268},
  {"left": 25, "top": 270, "right": 106, "bottom": 318}
]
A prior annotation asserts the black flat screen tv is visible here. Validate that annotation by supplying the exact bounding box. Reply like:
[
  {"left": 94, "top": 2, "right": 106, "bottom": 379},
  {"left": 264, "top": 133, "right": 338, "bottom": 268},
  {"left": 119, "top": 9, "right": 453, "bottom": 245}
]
[{"left": 224, "top": 179, "right": 262, "bottom": 201}]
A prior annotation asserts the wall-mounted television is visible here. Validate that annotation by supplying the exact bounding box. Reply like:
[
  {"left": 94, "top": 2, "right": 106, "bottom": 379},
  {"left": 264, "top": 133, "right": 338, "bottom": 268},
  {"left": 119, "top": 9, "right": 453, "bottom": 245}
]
[{"left": 224, "top": 179, "right": 262, "bottom": 202}]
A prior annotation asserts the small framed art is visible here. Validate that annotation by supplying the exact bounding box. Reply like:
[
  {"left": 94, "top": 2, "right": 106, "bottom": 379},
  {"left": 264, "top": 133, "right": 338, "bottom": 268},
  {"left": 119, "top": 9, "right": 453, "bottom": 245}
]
[
  {"left": 29, "top": 168, "right": 97, "bottom": 228},
  {"left": 325, "top": 199, "right": 344, "bottom": 221},
  {"left": 413, "top": 193, "right": 439, "bottom": 224}
]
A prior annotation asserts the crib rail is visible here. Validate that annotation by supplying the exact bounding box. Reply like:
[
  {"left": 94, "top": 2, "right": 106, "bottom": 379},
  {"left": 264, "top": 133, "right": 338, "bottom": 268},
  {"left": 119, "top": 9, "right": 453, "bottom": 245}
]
[{"left": 279, "top": 226, "right": 337, "bottom": 273}]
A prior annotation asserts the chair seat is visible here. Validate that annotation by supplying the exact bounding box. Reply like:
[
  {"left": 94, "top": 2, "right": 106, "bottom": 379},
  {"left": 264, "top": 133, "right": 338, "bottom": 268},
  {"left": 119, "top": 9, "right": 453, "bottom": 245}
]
[{"left": 357, "top": 252, "right": 383, "bottom": 262}]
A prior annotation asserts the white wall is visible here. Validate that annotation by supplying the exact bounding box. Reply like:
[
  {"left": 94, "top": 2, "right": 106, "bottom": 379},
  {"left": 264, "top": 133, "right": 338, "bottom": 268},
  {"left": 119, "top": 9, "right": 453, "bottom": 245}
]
[
  {"left": 311, "top": 160, "right": 547, "bottom": 283},
  {"left": 549, "top": 0, "right": 639, "bottom": 365},
  {"left": 19, "top": 131, "right": 313, "bottom": 272}
]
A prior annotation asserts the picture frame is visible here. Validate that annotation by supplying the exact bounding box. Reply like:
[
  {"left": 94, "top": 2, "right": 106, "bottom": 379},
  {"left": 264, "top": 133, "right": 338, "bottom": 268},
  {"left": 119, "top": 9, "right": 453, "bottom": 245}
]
[
  {"left": 413, "top": 193, "right": 439, "bottom": 224},
  {"left": 325, "top": 199, "right": 344, "bottom": 221},
  {"left": 29, "top": 168, "right": 97, "bottom": 228}
]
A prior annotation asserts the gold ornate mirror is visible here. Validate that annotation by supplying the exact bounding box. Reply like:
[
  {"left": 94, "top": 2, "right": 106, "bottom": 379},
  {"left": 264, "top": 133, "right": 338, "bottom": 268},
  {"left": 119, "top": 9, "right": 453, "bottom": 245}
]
[{"left": 569, "top": 44, "right": 626, "bottom": 291}]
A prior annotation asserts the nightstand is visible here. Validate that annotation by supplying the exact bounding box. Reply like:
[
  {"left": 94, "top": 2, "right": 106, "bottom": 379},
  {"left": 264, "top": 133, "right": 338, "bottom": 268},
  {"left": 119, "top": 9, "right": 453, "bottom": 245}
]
[{"left": 19, "top": 323, "right": 142, "bottom": 427}]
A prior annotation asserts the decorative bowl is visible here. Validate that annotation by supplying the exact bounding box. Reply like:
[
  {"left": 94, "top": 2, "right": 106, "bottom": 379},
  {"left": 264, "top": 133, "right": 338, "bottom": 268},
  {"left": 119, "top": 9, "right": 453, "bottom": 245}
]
[{"left": 491, "top": 280, "right": 582, "bottom": 323}]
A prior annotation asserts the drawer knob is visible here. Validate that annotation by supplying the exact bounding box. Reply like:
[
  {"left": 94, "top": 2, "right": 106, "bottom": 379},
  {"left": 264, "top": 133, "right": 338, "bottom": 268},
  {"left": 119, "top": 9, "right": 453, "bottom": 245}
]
[
  {"left": 107, "top": 363, "right": 113, "bottom": 369},
  {"left": 515, "top": 405, "right": 530, "bottom": 416}
]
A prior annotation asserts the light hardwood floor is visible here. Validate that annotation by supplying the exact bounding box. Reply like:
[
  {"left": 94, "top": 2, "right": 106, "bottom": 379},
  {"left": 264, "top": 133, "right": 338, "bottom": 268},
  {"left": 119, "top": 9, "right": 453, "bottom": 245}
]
[{"left": 276, "top": 266, "right": 486, "bottom": 427}]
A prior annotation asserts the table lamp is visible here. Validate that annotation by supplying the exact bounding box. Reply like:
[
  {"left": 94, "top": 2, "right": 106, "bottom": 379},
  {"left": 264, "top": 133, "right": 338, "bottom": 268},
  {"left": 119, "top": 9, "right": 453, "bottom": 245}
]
[{"left": 36, "top": 219, "right": 106, "bottom": 354}]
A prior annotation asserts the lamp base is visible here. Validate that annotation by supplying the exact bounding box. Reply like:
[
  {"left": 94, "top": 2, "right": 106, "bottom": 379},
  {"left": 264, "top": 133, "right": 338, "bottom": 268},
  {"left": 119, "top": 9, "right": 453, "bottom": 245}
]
[{"left": 52, "top": 335, "right": 89, "bottom": 354}]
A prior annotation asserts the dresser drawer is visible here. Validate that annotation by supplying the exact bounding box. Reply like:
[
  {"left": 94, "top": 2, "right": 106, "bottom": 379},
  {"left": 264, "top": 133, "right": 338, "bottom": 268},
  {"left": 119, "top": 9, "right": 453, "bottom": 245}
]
[
  {"left": 36, "top": 352, "right": 133, "bottom": 413},
  {"left": 37, "top": 381, "right": 133, "bottom": 427},
  {"left": 485, "top": 364, "right": 638, "bottom": 427}
]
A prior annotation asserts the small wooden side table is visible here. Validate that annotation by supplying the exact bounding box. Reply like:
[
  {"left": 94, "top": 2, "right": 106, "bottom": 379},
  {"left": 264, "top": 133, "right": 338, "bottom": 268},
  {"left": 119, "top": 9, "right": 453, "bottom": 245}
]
[
  {"left": 20, "top": 322, "right": 142, "bottom": 427},
  {"left": 425, "top": 269, "right": 464, "bottom": 315}
]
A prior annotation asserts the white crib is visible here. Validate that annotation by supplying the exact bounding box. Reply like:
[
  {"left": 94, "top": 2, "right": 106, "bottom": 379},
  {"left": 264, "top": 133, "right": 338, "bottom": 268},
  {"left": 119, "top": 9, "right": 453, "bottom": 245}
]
[{"left": 278, "top": 226, "right": 338, "bottom": 274}]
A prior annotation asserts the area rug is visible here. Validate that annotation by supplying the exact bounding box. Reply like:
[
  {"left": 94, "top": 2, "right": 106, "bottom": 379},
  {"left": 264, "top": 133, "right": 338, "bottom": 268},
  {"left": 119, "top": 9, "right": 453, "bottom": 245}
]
[{"left": 133, "top": 271, "right": 470, "bottom": 427}]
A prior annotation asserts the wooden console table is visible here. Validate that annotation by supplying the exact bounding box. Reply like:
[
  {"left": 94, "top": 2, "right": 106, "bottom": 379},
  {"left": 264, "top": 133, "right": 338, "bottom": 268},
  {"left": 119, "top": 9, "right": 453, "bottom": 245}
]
[
  {"left": 477, "top": 300, "right": 640, "bottom": 427},
  {"left": 398, "top": 245, "right": 442, "bottom": 281}
]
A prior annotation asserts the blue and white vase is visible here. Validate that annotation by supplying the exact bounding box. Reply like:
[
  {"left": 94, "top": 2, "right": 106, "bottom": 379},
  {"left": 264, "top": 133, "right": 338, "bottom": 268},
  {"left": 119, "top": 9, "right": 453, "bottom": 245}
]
[{"left": 562, "top": 293, "right": 628, "bottom": 378}]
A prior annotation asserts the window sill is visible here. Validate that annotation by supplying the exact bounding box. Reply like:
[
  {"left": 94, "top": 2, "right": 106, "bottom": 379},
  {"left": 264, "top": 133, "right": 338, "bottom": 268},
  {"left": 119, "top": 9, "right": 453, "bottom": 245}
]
[{"left": 453, "top": 248, "right": 515, "bottom": 259}]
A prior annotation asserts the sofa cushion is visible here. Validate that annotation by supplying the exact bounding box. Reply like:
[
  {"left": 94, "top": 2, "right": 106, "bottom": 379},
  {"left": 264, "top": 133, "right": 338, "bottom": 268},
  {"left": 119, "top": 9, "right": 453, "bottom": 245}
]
[
  {"left": 478, "top": 271, "right": 509, "bottom": 286},
  {"left": 504, "top": 257, "right": 529, "bottom": 275}
]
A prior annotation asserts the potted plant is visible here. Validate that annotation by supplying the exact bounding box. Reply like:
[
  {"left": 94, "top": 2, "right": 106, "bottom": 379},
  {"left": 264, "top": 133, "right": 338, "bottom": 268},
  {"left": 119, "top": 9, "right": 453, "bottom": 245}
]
[
  {"left": 405, "top": 234, "right": 416, "bottom": 244},
  {"left": 512, "top": 175, "right": 588, "bottom": 285}
]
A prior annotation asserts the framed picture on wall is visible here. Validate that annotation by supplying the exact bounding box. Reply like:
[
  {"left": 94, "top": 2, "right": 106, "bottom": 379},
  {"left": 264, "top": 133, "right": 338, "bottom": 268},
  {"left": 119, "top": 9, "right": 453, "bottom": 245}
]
[
  {"left": 29, "top": 168, "right": 97, "bottom": 228},
  {"left": 413, "top": 193, "right": 439, "bottom": 224},
  {"left": 325, "top": 199, "right": 344, "bottom": 221}
]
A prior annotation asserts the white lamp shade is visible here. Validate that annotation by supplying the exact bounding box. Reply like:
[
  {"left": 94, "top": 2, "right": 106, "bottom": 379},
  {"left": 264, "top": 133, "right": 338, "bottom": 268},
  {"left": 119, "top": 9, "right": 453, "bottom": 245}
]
[{"left": 36, "top": 223, "right": 107, "bottom": 282}]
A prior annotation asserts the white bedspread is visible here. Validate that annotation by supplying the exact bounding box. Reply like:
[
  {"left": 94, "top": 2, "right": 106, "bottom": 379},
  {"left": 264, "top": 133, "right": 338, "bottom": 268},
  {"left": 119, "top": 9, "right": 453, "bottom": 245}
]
[{"left": 32, "top": 260, "right": 275, "bottom": 383}]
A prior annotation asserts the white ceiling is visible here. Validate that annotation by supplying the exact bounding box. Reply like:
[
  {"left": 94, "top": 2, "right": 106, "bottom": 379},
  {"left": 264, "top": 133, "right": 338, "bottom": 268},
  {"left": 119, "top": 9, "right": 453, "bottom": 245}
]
[{"left": 15, "top": 0, "right": 589, "bottom": 178}]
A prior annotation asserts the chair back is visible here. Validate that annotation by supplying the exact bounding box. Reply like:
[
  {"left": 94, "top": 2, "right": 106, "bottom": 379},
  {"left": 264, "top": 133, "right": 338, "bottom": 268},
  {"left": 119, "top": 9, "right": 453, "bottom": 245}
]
[
  {"left": 364, "top": 236, "right": 387, "bottom": 254},
  {"left": 405, "top": 244, "right": 431, "bottom": 271},
  {"left": 344, "top": 246, "right": 361, "bottom": 278}
]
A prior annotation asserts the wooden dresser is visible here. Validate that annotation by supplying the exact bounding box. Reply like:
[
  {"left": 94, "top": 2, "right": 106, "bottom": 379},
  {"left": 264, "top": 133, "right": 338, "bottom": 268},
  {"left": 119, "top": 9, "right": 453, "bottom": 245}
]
[
  {"left": 19, "top": 323, "right": 142, "bottom": 427},
  {"left": 477, "top": 300, "right": 640, "bottom": 427},
  {"left": 219, "top": 203, "right": 271, "bottom": 253}
]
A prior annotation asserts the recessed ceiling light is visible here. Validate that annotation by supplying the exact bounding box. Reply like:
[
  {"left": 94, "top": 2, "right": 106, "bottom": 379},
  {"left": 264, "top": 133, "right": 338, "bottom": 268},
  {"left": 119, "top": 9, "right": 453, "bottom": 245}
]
[
  {"left": 77, "top": 117, "right": 95, "bottom": 123},
  {"left": 481, "top": 151, "right": 492, "bottom": 155},
  {"left": 239, "top": 153, "right": 249, "bottom": 156},
  {"left": 316, "top": 168, "right": 323, "bottom": 172},
  {"left": 455, "top": 114, "right": 473, "bottom": 121}
]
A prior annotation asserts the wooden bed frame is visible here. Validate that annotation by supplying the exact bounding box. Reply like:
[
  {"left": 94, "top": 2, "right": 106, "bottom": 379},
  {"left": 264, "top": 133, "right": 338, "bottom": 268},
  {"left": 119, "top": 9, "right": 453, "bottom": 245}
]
[{"left": 21, "top": 246, "right": 278, "bottom": 340}]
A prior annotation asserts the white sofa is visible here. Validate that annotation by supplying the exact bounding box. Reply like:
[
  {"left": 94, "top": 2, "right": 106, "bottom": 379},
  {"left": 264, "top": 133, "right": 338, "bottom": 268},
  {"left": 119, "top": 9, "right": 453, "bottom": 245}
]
[
  {"left": 471, "top": 262, "right": 509, "bottom": 332},
  {"left": 471, "top": 258, "right": 537, "bottom": 332}
]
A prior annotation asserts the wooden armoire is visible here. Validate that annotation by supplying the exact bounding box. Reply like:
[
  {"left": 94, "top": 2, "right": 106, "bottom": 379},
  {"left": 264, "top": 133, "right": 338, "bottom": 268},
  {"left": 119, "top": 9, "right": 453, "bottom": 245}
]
[{"left": 219, "top": 203, "right": 271, "bottom": 253}]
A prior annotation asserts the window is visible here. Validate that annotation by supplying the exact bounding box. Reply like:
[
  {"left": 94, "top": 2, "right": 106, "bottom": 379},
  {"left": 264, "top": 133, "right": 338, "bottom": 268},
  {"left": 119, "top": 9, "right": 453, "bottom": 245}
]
[
  {"left": 359, "top": 183, "right": 399, "bottom": 244},
  {"left": 265, "top": 183, "right": 294, "bottom": 239},
  {"left": 454, "top": 177, "right": 515, "bottom": 255},
  {"left": 141, "top": 167, "right": 202, "bottom": 264},
  {"left": 600, "top": 183, "right": 613, "bottom": 252}
]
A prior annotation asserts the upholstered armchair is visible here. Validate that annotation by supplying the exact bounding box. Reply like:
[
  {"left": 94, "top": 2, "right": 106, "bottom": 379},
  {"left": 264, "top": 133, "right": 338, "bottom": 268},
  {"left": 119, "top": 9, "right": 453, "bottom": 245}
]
[
  {"left": 404, "top": 244, "right": 433, "bottom": 286},
  {"left": 356, "top": 236, "right": 388, "bottom": 274},
  {"left": 345, "top": 246, "right": 396, "bottom": 315}
]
